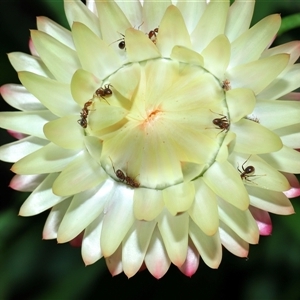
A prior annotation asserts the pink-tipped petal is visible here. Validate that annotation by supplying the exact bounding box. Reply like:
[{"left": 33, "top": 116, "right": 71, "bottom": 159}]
[
  {"left": 178, "top": 239, "right": 200, "bottom": 277},
  {"left": 29, "top": 38, "right": 39, "bottom": 56},
  {"left": 249, "top": 206, "right": 272, "bottom": 236},
  {"left": 105, "top": 246, "right": 123, "bottom": 277},
  {"left": 7, "top": 129, "right": 28, "bottom": 140},
  {"left": 9, "top": 174, "right": 47, "bottom": 192},
  {"left": 282, "top": 172, "right": 300, "bottom": 198}
]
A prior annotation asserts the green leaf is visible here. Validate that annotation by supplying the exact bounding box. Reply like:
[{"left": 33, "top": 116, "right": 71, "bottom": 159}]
[{"left": 278, "top": 13, "right": 300, "bottom": 36}]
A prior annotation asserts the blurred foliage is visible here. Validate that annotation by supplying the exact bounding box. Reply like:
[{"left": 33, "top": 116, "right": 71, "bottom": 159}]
[{"left": 0, "top": 1, "right": 300, "bottom": 299}]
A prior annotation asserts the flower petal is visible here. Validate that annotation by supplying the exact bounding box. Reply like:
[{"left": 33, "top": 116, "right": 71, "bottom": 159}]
[
  {"left": 158, "top": 210, "right": 189, "bottom": 267},
  {"left": 82, "top": 214, "right": 104, "bottom": 265},
  {"left": 133, "top": 188, "right": 164, "bottom": 221},
  {"left": 142, "top": 0, "right": 171, "bottom": 33},
  {"left": 105, "top": 245, "right": 123, "bottom": 276},
  {"left": 163, "top": 182, "right": 195, "bottom": 216},
  {"left": 230, "top": 153, "right": 290, "bottom": 192},
  {"left": 218, "top": 198, "right": 259, "bottom": 244},
  {"left": 219, "top": 220, "right": 249, "bottom": 258},
  {"left": 95, "top": 0, "right": 131, "bottom": 44},
  {"left": 189, "top": 178, "right": 219, "bottom": 236},
  {"left": 9, "top": 174, "right": 47, "bottom": 192},
  {"left": 156, "top": 5, "right": 192, "bottom": 58},
  {"left": 12, "top": 142, "right": 79, "bottom": 175},
  {"left": 0, "top": 84, "right": 45, "bottom": 111},
  {"left": 144, "top": 227, "right": 171, "bottom": 279},
  {"left": 203, "top": 160, "right": 250, "bottom": 211},
  {"left": 253, "top": 99, "right": 300, "bottom": 130},
  {"left": 122, "top": 219, "right": 156, "bottom": 278},
  {"left": 0, "top": 136, "right": 47, "bottom": 163},
  {"left": 31, "top": 30, "right": 81, "bottom": 83},
  {"left": 189, "top": 219, "right": 222, "bottom": 269},
  {"left": 231, "top": 119, "right": 283, "bottom": 154},
  {"left": 191, "top": 0, "right": 229, "bottom": 53},
  {"left": 8, "top": 52, "right": 53, "bottom": 78},
  {"left": 101, "top": 185, "right": 135, "bottom": 257},
  {"left": 64, "top": 0, "right": 101, "bottom": 37},
  {"left": 125, "top": 28, "right": 161, "bottom": 62},
  {"left": 44, "top": 116, "right": 84, "bottom": 150},
  {"left": 115, "top": 1, "right": 143, "bottom": 29},
  {"left": 260, "top": 146, "right": 300, "bottom": 173},
  {"left": 226, "top": 88, "right": 256, "bottom": 123},
  {"left": 57, "top": 181, "right": 112, "bottom": 243},
  {"left": 227, "top": 54, "right": 290, "bottom": 95},
  {"left": 225, "top": 0, "right": 255, "bottom": 42},
  {"left": 52, "top": 150, "right": 107, "bottom": 196},
  {"left": 229, "top": 14, "right": 281, "bottom": 68},
  {"left": 201, "top": 34, "right": 230, "bottom": 78},
  {"left": 249, "top": 206, "right": 272, "bottom": 236},
  {"left": 178, "top": 240, "right": 200, "bottom": 277},
  {"left": 258, "top": 64, "right": 300, "bottom": 100},
  {"left": 274, "top": 124, "right": 300, "bottom": 149},
  {"left": 170, "top": 46, "right": 204, "bottom": 66},
  {"left": 42, "top": 198, "right": 71, "bottom": 240},
  {"left": 18, "top": 71, "right": 78, "bottom": 117},
  {"left": 176, "top": 1, "right": 206, "bottom": 34},
  {"left": 19, "top": 173, "right": 66, "bottom": 216},
  {"left": 72, "top": 22, "right": 122, "bottom": 79},
  {"left": 247, "top": 185, "right": 294, "bottom": 215},
  {"left": 0, "top": 110, "right": 56, "bottom": 139}
]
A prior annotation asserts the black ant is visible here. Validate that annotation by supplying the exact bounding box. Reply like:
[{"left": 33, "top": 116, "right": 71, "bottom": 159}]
[
  {"left": 95, "top": 84, "right": 113, "bottom": 104},
  {"left": 109, "top": 33, "right": 126, "bottom": 50},
  {"left": 77, "top": 99, "right": 93, "bottom": 128},
  {"left": 109, "top": 157, "right": 140, "bottom": 188},
  {"left": 237, "top": 156, "right": 263, "bottom": 184},
  {"left": 210, "top": 110, "right": 230, "bottom": 133}
]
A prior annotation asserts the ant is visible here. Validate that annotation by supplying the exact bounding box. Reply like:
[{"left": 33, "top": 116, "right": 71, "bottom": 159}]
[
  {"left": 109, "top": 157, "right": 140, "bottom": 188},
  {"left": 210, "top": 110, "right": 230, "bottom": 133},
  {"left": 147, "top": 27, "right": 159, "bottom": 44},
  {"left": 222, "top": 79, "right": 231, "bottom": 91},
  {"left": 77, "top": 99, "right": 93, "bottom": 128},
  {"left": 109, "top": 33, "right": 126, "bottom": 50},
  {"left": 95, "top": 84, "right": 113, "bottom": 104},
  {"left": 237, "top": 156, "right": 264, "bottom": 184}
]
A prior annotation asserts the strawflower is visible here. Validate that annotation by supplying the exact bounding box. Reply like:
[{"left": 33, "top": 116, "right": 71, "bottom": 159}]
[{"left": 1, "top": 0, "right": 300, "bottom": 278}]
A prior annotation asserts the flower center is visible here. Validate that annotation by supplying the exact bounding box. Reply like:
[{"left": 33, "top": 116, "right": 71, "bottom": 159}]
[{"left": 87, "top": 58, "right": 227, "bottom": 189}]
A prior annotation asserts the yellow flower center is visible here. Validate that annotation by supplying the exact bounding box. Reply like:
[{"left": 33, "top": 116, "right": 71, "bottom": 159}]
[{"left": 86, "top": 58, "right": 227, "bottom": 190}]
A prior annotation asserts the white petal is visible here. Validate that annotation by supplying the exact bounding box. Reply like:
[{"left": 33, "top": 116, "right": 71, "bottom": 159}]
[
  {"left": 20, "top": 173, "right": 66, "bottom": 216},
  {"left": 105, "top": 246, "right": 123, "bottom": 276},
  {"left": 0, "top": 136, "right": 48, "bottom": 163},
  {"left": 189, "top": 219, "right": 222, "bottom": 269},
  {"left": 101, "top": 184, "right": 135, "bottom": 257},
  {"left": 8, "top": 52, "right": 53, "bottom": 78},
  {"left": 219, "top": 220, "right": 249, "bottom": 258},
  {"left": 57, "top": 180, "right": 113, "bottom": 243},
  {"left": 42, "top": 198, "right": 72, "bottom": 240},
  {"left": 12, "top": 143, "right": 79, "bottom": 175},
  {"left": 218, "top": 197, "right": 259, "bottom": 244},
  {"left": 122, "top": 219, "right": 156, "bottom": 278},
  {"left": 0, "top": 84, "right": 45, "bottom": 111},
  {"left": 145, "top": 227, "right": 171, "bottom": 279},
  {"left": 82, "top": 214, "right": 104, "bottom": 265},
  {"left": 158, "top": 210, "right": 189, "bottom": 267}
]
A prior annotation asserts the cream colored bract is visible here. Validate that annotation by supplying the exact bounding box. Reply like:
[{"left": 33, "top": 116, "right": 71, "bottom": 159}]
[{"left": 0, "top": 0, "right": 300, "bottom": 278}]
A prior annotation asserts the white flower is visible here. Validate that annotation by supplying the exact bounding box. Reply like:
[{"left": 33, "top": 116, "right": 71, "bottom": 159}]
[{"left": 0, "top": 0, "right": 300, "bottom": 278}]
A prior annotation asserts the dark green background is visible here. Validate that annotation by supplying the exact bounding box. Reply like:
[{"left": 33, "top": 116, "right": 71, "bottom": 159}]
[{"left": 0, "top": 1, "right": 300, "bottom": 299}]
